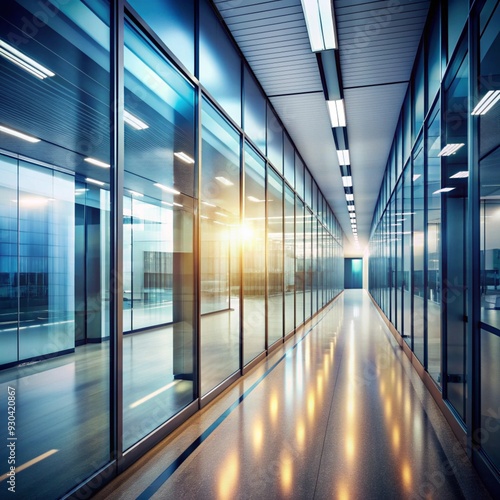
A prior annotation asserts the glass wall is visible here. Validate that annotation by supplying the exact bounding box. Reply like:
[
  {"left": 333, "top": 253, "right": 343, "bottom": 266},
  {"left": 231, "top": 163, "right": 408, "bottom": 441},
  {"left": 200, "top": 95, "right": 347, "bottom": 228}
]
[
  {"left": 0, "top": 0, "right": 111, "bottom": 497},
  {"left": 369, "top": 0, "right": 500, "bottom": 490},
  {"left": 243, "top": 144, "right": 266, "bottom": 364},
  {"left": 0, "top": 0, "right": 344, "bottom": 497},
  {"left": 122, "top": 19, "right": 196, "bottom": 450}
]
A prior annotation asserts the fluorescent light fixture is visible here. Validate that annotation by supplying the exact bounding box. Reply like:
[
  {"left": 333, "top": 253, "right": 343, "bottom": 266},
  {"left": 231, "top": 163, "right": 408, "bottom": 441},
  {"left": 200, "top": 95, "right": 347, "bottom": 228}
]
[
  {"left": 395, "top": 212, "right": 414, "bottom": 216},
  {"left": 213, "top": 220, "right": 225, "bottom": 226},
  {"left": 215, "top": 211, "right": 228, "bottom": 218},
  {"left": 0, "top": 125, "right": 40, "bottom": 143},
  {"left": 85, "top": 177, "right": 105, "bottom": 186},
  {"left": 201, "top": 215, "right": 209, "bottom": 219},
  {"left": 215, "top": 176, "right": 234, "bottom": 186},
  {"left": 433, "top": 187, "right": 456, "bottom": 194},
  {"left": 347, "top": 205, "right": 355, "bottom": 212},
  {"left": 300, "top": 0, "right": 337, "bottom": 52},
  {"left": 438, "top": 143, "right": 464, "bottom": 157},
  {"left": 342, "top": 176, "right": 352, "bottom": 187},
  {"left": 124, "top": 110, "right": 148, "bottom": 130},
  {"left": 413, "top": 174, "right": 421, "bottom": 181},
  {"left": 337, "top": 150, "right": 350, "bottom": 165},
  {"left": 327, "top": 99, "right": 346, "bottom": 127},
  {"left": 154, "top": 183, "right": 180, "bottom": 195},
  {"left": 450, "top": 171, "right": 469, "bottom": 179},
  {"left": 248, "top": 196, "right": 265, "bottom": 203},
  {"left": 0, "top": 40, "right": 55, "bottom": 79},
  {"left": 174, "top": 151, "right": 195, "bottom": 164},
  {"left": 173, "top": 202, "right": 183, "bottom": 207},
  {"left": 128, "top": 190, "right": 143, "bottom": 197},
  {"left": 471, "top": 90, "right": 500, "bottom": 115},
  {"left": 85, "top": 157, "right": 110, "bottom": 168},
  {"left": 202, "top": 201, "right": 216, "bottom": 207},
  {"left": 349, "top": 213, "right": 356, "bottom": 219},
  {"left": 162, "top": 201, "right": 173, "bottom": 206},
  {"left": 345, "top": 193, "right": 354, "bottom": 201}
]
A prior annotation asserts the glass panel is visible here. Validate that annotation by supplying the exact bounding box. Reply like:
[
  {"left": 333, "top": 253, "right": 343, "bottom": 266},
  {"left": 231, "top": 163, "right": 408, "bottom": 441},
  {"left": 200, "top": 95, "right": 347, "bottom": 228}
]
[
  {"left": 413, "top": 138, "right": 424, "bottom": 363},
  {"left": 200, "top": 98, "right": 241, "bottom": 394},
  {"left": 413, "top": 48, "right": 425, "bottom": 139},
  {"left": 305, "top": 169, "right": 312, "bottom": 207},
  {"left": 122, "top": 20, "right": 196, "bottom": 449},
  {"left": 404, "top": 91, "right": 411, "bottom": 164},
  {"left": 443, "top": 53, "right": 468, "bottom": 422},
  {"left": 284, "top": 135, "right": 295, "bottom": 188},
  {"left": 268, "top": 168, "right": 283, "bottom": 345},
  {"left": 479, "top": 0, "right": 500, "bottom": 329},
  {"left": 267, "top": 105, "right": 283, "bottom": 174},
  {"left": 284, "top": 185, "right": 295, "bottom": 335},
  {"left": 243, "top": 144, "right": 266, "bottom": 365},
  {"left": 447, "top": 0, "right": 467, "bottom": 64},
  {"left": 295, "top": 154, "right": 304, "bottom": 199},
  {"left": 199, "top": 0, "right": 241, "bottom": 125},
  {"left": 127, "top": 0, "right": 194, "bottom": 74},
  {"left": 295, "top": 197, "right": 305, "bottom": 326},
  {"left": 426, "top": 103, "right": 441, "bottom": 384},
  {"left": 402, "top": 165, "right": 412, "bottom": 345},
  {"left": 390, "top": 194, "right": 397, "bottom": 326},
  {"left": 427, "top": 10, "right": 441, "bottom": 109},
  {"left": 305, "top": 208, "right": 313, "bottom": 320},
  {"left": 0, "top": 1, "right": 111, "bottom": 496},
  {"left": 0, "top": 155, "right": 18, "bottom": 366},
  {"left": 395, "top": 180, "right": 403, "bottom": 334},
  {"left": 480, "top": 329, "right": 500, "bottom": 471},
  {"left": 243, "top": 67, "right": 266, "bottom": 154}
]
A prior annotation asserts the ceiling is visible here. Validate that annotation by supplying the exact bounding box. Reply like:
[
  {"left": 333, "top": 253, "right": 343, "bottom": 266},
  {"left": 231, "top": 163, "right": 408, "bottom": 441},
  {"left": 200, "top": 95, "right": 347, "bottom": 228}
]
[{"left": 213, "top": 0, "right": 431, "bottom": 256}]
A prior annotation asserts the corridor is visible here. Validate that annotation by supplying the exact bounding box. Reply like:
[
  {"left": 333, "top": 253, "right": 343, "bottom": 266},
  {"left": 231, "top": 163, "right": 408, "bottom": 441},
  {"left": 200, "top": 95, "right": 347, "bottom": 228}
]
[{"left": 96, "top": 290, "right": 489, "bottom": 499}]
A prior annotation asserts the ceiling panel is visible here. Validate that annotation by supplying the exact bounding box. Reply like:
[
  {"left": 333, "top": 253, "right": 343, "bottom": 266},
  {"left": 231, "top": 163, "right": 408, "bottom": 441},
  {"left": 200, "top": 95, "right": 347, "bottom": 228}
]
[{"left": 213, "top": 0, "right": 430, "bottom": 255}]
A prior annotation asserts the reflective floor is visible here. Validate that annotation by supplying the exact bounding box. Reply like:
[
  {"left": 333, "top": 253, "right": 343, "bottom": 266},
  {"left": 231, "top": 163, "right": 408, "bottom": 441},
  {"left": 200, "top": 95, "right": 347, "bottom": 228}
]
[{"left": 96, "top": 290, "right": 491, "bottom": 500}]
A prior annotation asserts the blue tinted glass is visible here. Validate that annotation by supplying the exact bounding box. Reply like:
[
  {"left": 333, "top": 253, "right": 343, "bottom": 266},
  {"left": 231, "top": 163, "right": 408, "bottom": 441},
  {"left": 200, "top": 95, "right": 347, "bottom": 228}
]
[
  {"left": 267, "top": 104, "right": 283, "bottom": 173},
  {"left": 128, "top": 0, "right": 194, "bottom": 74},
  {"left": 305, "top": 169, "right": 312, "bottom": 207},
  {"left": 200, "top": 0, "right": 241, "bottom": 125},
  {"left": 284, "top": 135, "right": 295, "bottom": 187},
  {"left": 295, "top": 153, "right": 304, "bottom": 198},
  {"left": 413, "top": 49, "right": 424, "bottom": 139},
  {"left": 244, "top": 66, "right": 266, "bottom": 153}
]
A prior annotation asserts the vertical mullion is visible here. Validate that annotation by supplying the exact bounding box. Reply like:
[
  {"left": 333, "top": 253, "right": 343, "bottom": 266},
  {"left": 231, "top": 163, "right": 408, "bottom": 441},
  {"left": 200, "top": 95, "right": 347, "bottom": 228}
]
[{"left": 111, "top": 0, "right": 124, "bottom": 469}]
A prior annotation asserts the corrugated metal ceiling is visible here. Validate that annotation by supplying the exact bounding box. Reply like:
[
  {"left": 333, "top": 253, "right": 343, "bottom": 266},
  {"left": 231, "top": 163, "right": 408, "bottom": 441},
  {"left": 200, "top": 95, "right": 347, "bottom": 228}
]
[{"left": 213, "top": 0, "right": 430, "bottom": 255}]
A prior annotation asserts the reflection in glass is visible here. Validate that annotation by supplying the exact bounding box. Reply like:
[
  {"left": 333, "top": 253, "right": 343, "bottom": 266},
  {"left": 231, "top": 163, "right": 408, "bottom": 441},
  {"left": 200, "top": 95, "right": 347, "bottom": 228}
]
[
  {"left": 426, "top": 103, "right": 441, "bottom": 384},
  {"left": 200, "top": 98, "right": 241, "bottom": 394},
  {"left": 402, "top": 167, "right": 412, "bottom": 345},
  {"left": 122, "top": 20, "right": 196, "bottom": 449},
  {"left": 284, "top": 185, "right": 295, "bottom": 334},
  {"left": 296, "top": 197, "right": 305, "bottom": 326},
  {"left": 268, "top": 168, "right": 284, "bottom": 345},
  {"left": 243, "top": 144, "right": 266, "bottom": 364},
  {"left": 412, "top": 138, "right": 424, "bottom": 363},
  {"left": 444, "top": 53, "right": 468, "bottom": 421}
]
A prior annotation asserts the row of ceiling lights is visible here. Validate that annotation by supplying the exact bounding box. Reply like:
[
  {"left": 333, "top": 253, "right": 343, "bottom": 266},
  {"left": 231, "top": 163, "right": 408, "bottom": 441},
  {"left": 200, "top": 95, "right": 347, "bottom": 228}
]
[{"left": 299, "top": 0, "right": 358, "bottom": 244}]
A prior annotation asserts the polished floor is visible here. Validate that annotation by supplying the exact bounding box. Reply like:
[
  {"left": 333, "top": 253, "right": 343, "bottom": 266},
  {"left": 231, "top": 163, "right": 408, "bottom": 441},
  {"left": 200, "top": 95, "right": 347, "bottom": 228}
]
[{"left": 95, "top": 290, "right": 491, "bottom": 500}]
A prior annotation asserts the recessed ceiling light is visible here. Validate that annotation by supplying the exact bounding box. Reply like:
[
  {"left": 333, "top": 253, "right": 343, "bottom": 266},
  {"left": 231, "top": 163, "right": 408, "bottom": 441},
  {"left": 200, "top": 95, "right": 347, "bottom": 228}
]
[
  {"left": 173, "top": 202, "right": 183, "bottom": 207},
  {"left": 248, "top": 196, "right": 265, "bottom": 203},
  {"left": 327, "top": 99, "right": 346, "bottom": 127},
  {"left": 337, "top": 150, "right": 350, "bottom": 166},
  {"left": 86, "top": 177, "right": 105, "bottom": 186},
  {"left": 471, "top": 90, "right": 500, "bottom": 115},
  {"left": 124, "top": 110, "right": 149, "bottom": 130},
  {"left": 345, "top": 193, "right": 354, "bottom": 201},
  {"left": 433, "top": 187, "right": 456, "bottom": 194},
  {"left": 174, "top": 151, "right": 195, "bottom": 164},
  {"left": 0, "top": 39, "right": 55, "bottom": 79},
  {"left": 450, "top": 171, "right": 469, "bottom": 179},
  {"left": 202, "top": 201, "right": 216, "bottom": 207},
  {"left": 413, "top": 174, "right": 421, "bottom": 181},
  {"left": 300, "top": 0, "right": 337, "bottom": 51},
  {"left": 215, "top": 211, "right": 228, "bottom": 217},
  {"left": 342, "top": 175, "right": 352, "bottom": 187},
  {"left": 347, "top": 205, "right": 355, "bottom": 212},
  {"left": 349, "top": 213, "right": 356, "bottom": 218},
  {"left": 128, "top": 190, "right": 143, "bottom": 197},
  {"left": 215, "top": 176, "right": 234, "bottom": 186},
  {"left": 0, "top": 125, "right": 40, "bottom": 143},
  {"left": 438, "top": 144, "right": 464, "bottom": 157},
  {"left": 154, "top": 183, "right": 180, "bottom": 195},
  {"left": 85, "top": 157, "right": 110, "bottom": 168},
  {"left": 162, "top": 201, "right": 173, "bottom": 206}
]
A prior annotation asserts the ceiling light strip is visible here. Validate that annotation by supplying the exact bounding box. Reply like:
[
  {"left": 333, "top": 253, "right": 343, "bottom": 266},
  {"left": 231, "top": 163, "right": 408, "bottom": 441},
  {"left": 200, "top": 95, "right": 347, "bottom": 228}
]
[{"left": 0, "top": 40, "right": 54, "bottom": 79}]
